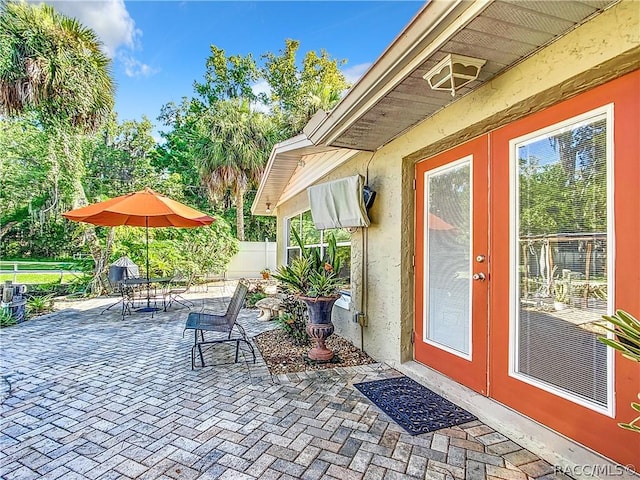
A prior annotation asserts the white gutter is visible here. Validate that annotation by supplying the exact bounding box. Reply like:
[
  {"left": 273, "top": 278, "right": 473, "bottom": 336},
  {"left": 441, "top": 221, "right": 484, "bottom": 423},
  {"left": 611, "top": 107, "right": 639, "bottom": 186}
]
[{"left": 306, "top": 0, "right": 493, "bottom": 148}]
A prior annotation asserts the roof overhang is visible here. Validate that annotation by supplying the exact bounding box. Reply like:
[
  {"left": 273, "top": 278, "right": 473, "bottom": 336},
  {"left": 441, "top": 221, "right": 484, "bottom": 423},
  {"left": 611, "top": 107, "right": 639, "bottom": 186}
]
[
  {"left": 253, "top": 0, "right": 621, "bottom": 215},
  {"left": 306, "top": 0, "right": 619, "bottom": 151},
  {"left": 251, "top": 134, "right": 358, "bottom": 216}
]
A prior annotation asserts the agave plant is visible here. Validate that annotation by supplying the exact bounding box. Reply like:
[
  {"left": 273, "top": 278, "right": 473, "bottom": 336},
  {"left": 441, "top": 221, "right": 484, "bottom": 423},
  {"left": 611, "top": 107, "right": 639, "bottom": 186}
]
[
  {"left": 272, "top": 228, "right": 344, "bottom": 298},
  {"left": 598, "top": 309, "right": 640, "bottom": 433}
]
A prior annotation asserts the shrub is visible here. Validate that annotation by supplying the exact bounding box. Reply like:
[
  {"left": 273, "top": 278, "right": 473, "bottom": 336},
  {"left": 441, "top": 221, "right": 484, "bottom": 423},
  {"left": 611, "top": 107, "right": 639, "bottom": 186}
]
[
  {"left": 276, "top": 295, "right": 309, "bottom": 346},
  {"left": 246, "top": 291, "right": 268, "bottom": 308},
  {"left": 0, "top": 309, "right": 17, "bottom": 328},
  {"left": 26, "top": 294, "right": 55, "bottom": 318}
]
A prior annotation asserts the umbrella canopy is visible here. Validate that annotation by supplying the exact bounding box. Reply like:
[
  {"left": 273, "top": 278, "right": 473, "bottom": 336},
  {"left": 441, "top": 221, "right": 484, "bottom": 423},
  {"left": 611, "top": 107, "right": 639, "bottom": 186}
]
[
  {"left": 428, "top": 213, "right": 455, "bottom": 231},
  {"left": 62, "top": 187, "right": 213, "bottom": 228},
  {"left": 63, "top": 188, "right": 214, "bottom": 311}
]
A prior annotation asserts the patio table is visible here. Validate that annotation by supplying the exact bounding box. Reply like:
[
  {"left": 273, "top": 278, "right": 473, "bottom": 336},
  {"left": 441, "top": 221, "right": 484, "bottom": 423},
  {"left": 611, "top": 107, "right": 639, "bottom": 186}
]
[{"left": 121, "top": 277, "right": 172, "bottom": 314}]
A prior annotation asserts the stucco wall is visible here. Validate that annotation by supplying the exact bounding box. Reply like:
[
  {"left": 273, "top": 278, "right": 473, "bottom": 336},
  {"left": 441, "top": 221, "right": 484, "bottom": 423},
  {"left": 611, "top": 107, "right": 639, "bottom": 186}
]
[
  {"left": 274, "top": 153, "right": 373, "bottom": 348},
  {"left": 274, "top": 0, "right": 639, "bottom": 366}
]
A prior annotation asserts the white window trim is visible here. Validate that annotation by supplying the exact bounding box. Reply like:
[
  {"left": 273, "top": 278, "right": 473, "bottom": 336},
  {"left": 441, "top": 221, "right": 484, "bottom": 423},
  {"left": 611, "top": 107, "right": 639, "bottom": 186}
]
[
  {"left": 422, "top": 156, "right": 474, "bottom": 361},
  {"left": 508, "top": 104, "right": 615, "bottom": 417},
  {"left": 335, "top": 290, "right": 351, "bottom": 310}
]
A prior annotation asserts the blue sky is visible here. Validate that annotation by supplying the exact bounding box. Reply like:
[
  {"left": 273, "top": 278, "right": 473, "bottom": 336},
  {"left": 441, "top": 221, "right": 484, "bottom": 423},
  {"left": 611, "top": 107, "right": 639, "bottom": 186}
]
[{"left": 47, "top": 1, "right": 423, "bottom": 136}]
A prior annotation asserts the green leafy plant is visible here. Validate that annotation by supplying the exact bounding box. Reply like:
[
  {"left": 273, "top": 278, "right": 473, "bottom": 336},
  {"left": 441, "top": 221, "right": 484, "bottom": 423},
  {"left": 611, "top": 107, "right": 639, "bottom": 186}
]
[
  {"left": 553, "top": 282, "right": 569, "bottom": 303},
  {"left": 598, "top": 309, "right": 640, "bottom": 433},
  {"left": 0, "top": 309, "right": 17, "bottom": 328},
  {"left": 272, "top": 228, "right": 345, "bottom": 298},
  {"left": 276, "top": 295, "right": 309, "bottom": 346},
  {"left": 246, "top": 291, "right": 268, "bottom": 308},
  {"left": 26, "top": 294, "right": 55, "bottom": 318},
  {"left": 244, "top": 282, "right": 268, "bottom": 308}
]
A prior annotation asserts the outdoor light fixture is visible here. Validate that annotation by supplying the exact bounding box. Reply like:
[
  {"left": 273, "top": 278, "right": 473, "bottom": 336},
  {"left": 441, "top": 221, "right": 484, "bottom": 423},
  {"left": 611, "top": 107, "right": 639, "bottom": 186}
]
[
  {"left": 265, "top": 202, "right": 271, "bottom": 213},
  {"left": 297, "top": 158, "right": 306, "bottom": 168},
  {"left": 423, "top": 54, "right": 486, "bottom": 97}
]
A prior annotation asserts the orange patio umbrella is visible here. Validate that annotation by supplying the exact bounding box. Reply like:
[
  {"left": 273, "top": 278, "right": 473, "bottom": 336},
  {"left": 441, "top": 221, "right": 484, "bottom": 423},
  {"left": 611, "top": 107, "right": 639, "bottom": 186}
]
[
  {"left": 428, "top": 212, "right": 455, "bottom": 231},
  {"left": 63, "top": 188, "right": 214, "bottom": 309},
  {"left": 63, "top": 187, "right": 214, "bottom": 228}
]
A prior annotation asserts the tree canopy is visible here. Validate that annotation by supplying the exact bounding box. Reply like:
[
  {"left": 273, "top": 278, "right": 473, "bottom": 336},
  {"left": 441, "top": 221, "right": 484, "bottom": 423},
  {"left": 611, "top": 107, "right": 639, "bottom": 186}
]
[
  {"left": 0, "top": 1, "right": 114, "bottom": 132},
  {"left": 1, "top": 2, "right": 351, "bottom": 289},
  {"left": 159, "top": 40, "right": 349, "bottom": 240}
]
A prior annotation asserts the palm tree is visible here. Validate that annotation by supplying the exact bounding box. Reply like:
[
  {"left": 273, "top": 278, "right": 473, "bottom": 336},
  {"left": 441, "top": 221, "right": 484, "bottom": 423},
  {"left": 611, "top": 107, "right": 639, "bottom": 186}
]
[
  {"left": 195, "top": 98, "right": 276, "bottom": 241},
  {"left": 285, "top": 82, "right": 344, "bottom": 136},
  {"left": 0, "top": 1, "right": 114, "bottom": 132},
  {"left": 0, "top": 1, "right": 115, "bottom": 293}
]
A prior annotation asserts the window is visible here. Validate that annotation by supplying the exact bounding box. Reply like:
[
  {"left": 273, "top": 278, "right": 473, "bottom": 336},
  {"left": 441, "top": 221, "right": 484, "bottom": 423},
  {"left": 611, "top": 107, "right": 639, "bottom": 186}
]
[
  {"left": 511, "top": 106, "right": 613, "bottom": 411},
  {"left": 286, "top": 210, "right": 351, "bottom": 282}
]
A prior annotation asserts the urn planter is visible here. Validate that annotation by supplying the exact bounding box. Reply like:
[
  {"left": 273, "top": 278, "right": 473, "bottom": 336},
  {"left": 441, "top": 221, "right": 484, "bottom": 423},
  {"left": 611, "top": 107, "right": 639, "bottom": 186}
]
[{"left": 299, "top": 295, "right": 339, "bottom": 361}]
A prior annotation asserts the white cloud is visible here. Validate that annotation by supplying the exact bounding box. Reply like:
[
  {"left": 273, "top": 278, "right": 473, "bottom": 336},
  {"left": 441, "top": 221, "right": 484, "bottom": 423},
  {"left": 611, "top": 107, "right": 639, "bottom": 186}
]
[
  {"left": 43, "top": 0, "right": 157, "bottom": 77},
  {"left": 119, "top": 53, "right": 160, "bottom": 78},
  {"left": 251, "top": 80, "right": 271, "bottom": 114},
  {"left": 252, "top": 79, "right": 271, "bottom": 98},
  {"left": 46, "top": 0, "right": 138, "bottom": 57},
  {"left": 342, "top": 63, "right": 372, "bottom": 85}
]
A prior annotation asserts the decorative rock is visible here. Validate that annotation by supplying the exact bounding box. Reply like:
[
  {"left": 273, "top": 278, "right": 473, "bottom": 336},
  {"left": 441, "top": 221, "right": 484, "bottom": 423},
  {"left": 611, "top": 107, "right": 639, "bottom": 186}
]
[{"left": 255, "top": 297, "right": 283, "bottom": 321}]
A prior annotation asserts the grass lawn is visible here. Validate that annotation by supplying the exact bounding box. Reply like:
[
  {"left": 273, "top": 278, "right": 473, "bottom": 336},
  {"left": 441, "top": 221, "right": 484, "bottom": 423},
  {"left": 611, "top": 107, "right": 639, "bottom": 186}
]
[
  {"left": 0, "top": 260, "right": 79, "bottom": 271},
  {"left": 1, "top": 259, "right": 87, "bottom": 284},
  {"left": 0, "top": 273, "right": 84, "bottom": 284}
]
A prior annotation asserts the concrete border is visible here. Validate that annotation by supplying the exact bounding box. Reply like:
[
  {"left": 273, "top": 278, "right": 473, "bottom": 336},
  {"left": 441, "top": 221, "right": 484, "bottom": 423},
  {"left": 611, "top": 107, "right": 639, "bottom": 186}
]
[{"left": 396, "top": 360, "right": 638, "bottom": 480}]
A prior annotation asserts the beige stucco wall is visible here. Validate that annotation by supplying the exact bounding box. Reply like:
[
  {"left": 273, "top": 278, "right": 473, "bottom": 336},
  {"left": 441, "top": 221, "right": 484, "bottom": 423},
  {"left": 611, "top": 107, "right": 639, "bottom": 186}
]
[
  {"left": 274, "top": 152, "right": 373, "bottom": 347},
  {"left": 274, "top": 0, "right": 640, "bottom": 365}
]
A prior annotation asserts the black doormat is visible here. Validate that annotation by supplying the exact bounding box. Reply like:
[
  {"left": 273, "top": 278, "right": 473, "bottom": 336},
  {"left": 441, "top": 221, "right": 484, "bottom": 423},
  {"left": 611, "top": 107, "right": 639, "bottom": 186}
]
[{"left": 353, "top": 376, "right": 476, "bottom": 435}]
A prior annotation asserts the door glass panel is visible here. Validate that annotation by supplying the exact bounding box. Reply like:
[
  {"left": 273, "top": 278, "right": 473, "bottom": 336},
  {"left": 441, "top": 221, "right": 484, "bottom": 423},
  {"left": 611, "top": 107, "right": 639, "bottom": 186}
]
[
  {"left": 424, "top": 159, "right": 472, "bottom": 355},
  {"left": 515, "top": 113, "right": 610, "bottom": 407}
]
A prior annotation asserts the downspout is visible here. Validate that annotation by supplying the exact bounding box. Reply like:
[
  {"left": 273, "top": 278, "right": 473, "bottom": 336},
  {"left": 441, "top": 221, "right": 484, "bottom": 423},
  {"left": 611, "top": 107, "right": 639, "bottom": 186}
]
[
  {"left": 359, "top": 226, "right": 369, "bottom": 351},
  {"left": 357, "top": 152, "right": 377, "bottom": 351}
]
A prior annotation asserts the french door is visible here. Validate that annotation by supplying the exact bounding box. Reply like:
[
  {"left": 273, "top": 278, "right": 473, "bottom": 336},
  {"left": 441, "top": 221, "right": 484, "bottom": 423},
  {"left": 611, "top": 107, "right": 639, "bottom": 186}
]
[{"left": 414, "top": 136, "right": 489, "bottom": 395}]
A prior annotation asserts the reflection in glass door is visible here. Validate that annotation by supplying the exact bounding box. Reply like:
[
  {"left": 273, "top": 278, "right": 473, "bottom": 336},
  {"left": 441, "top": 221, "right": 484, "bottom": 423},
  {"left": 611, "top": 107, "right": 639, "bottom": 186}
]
[
  {"left": 512, "top": 107, "right": 613, "bottom": 412},
  {"left": 424, "top": 158, "right": 472, "bottom": 357}
]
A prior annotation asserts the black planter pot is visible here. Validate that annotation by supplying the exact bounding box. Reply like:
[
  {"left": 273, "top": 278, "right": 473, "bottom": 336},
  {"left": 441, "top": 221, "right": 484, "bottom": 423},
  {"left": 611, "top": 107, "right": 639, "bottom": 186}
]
[{"left": 299, "top": 295, "right": 339, "bottom": 361}]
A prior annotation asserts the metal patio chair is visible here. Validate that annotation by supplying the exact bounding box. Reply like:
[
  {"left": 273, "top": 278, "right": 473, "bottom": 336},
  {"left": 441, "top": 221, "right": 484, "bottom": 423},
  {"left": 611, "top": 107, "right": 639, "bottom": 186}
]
[
  {"left": 164, "top": 272, "right": 195, "bottom": 310},
  {"left": 100, "top": 271, "right": 134, "bottom": 318},
  {"left": 183, "top": 282, "right": 255, "bottom": 369}
]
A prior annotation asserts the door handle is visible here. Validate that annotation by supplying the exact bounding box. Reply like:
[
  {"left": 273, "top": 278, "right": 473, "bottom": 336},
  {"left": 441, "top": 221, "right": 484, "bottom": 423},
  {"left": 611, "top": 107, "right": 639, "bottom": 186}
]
[{"left": 472, "top": 273, "right": 486, "bottom": 281}]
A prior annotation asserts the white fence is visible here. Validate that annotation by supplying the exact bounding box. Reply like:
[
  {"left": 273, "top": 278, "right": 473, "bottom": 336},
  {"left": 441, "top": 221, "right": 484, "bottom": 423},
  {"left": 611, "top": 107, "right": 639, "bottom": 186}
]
[{"left": 224, "top": 241, "right": 277, "bottom": 279}]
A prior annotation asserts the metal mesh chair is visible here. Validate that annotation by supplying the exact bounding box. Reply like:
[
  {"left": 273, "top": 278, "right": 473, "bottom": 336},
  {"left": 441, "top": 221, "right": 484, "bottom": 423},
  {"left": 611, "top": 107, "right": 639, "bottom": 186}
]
[
  {"left": 183, "top": 282, "right": 255, "bottom": 369},
  {"left": 164, "top": 272, "right": 195, "bottom": 310}
]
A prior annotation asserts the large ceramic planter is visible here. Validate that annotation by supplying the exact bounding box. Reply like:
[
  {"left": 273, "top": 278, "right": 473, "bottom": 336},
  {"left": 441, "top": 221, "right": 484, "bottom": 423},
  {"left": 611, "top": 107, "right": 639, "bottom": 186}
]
[{"left": 299, "top": 295, "right": 339, "bottom": 361}]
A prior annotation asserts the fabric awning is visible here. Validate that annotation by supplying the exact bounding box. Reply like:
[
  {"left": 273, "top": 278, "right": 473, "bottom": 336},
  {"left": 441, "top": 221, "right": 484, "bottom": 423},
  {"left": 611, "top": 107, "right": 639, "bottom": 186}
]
[{"left": 308, "top": 175, "right": 370, "bottom": 229}]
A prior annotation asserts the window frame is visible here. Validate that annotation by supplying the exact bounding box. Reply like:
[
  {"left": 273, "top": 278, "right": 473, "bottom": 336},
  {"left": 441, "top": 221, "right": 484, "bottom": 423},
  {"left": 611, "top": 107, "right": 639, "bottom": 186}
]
[
  {"left": 508, "top": 104, "right": 615, "bottom": 416},
  {"left": 284, "top": 209, "right": 352, "bottom": 310}
]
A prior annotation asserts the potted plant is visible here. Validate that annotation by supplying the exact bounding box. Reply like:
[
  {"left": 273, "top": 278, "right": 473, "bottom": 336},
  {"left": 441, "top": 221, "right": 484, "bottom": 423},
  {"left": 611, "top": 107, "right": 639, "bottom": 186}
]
[
  {"left": 272, "top": 229, "right": 344, "bottom": 361},
  {"left": 260, "top": 268, "right": 271, "bottom": 280},
  {"left": 553, "top": 282, "right": 569, "bottom": 311}
]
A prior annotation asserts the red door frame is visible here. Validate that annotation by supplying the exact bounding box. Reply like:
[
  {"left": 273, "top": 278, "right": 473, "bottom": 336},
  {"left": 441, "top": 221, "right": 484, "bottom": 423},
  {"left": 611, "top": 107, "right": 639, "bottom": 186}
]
[
  {"left": 489, "top": 71, "right": 640, "bottom": 465},
  {"left": 415, "top": 136, "right": 489, "bottom": 395}
]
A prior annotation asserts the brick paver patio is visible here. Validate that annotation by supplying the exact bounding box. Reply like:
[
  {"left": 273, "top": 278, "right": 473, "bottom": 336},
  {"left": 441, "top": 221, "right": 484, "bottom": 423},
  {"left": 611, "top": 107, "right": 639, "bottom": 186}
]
[{"left": 0, "top": 288, "right": 563, "bottom": 480}]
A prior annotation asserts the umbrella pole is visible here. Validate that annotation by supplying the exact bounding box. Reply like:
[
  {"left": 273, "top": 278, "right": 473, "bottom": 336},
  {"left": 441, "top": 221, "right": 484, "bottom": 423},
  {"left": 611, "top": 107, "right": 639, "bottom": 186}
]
[{"left": 146, "top": 217, "right": 150, "bottom": 308}]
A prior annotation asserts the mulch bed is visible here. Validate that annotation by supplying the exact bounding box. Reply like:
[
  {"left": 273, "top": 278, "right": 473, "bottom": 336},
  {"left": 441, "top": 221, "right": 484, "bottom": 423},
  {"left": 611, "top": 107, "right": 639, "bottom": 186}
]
[{"left": 254, "top": 328, "right": 376, "bottom": 375}]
